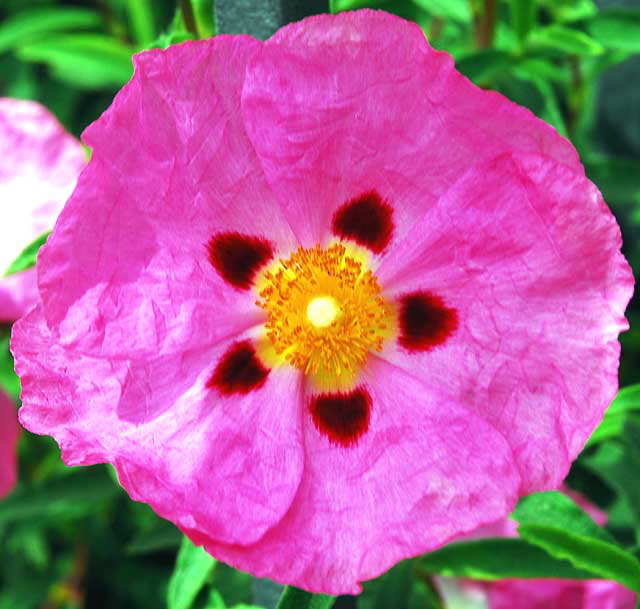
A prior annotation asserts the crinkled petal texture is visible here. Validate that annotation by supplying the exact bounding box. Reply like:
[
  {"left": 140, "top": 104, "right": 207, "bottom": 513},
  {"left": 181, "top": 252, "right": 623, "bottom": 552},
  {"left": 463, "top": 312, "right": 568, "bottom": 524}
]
[
  {"left": 14, "top": 306, "right": 304, "bottom": 545},
  {"left": 0, "top": 99, "right": 85, "bottom": 322},
  {"left": 37, "top": 37, "right": 296, "bottom": 359},
  {"left": 0, "top": 389, "right": 19, "bottom": 497},
  {"left": 11, "top": 9, "right": 634, "bottom": 596},
  {"left": 241, "top": 11, "right": 580, "bottom": 248},
  {"left": 376, "top": 152, "right": 633, "bottom": 492},
  {"left": 191, "top": 358, "right": 519, "bottom": 592}
]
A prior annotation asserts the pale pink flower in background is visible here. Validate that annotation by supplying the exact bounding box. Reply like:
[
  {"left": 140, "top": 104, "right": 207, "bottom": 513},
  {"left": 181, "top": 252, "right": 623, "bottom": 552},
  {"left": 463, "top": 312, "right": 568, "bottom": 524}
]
[
  {"left": 11, "top": 10, "right": 633, "bottom": 594},
  {"left": 0, "top": 98, "right": 85, "bottom": 322},
  {"left": 488, "top": 578, "right": 636, "bottom": 609},
  {"left": 438, "top": 577, "right": 636, "bottom": 609},
  {"left": 436, "top": 491, "right": 636, "bottom": 609},
  {"left": 0, "top": 389, "right": 19, "bottom": 497}
]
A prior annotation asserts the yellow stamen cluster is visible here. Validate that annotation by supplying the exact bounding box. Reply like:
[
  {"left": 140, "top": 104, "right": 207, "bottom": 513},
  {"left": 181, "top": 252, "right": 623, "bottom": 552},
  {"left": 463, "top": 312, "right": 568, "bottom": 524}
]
[{"left": 256, "top": 243, "right": 393, "bottom": 389}]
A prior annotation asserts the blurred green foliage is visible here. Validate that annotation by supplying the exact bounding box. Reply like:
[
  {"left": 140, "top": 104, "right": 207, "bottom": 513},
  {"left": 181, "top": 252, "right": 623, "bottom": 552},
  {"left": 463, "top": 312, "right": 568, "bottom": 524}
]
[{"left": 1, "top": 0, "right": 639, "bottom": 608}]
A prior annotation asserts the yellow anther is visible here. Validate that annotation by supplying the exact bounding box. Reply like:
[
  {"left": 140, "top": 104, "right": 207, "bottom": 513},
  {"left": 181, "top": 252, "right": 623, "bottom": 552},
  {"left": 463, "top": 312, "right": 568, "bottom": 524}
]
[{"left": 256, "top": 242, "right": 394, "bottom": 390}]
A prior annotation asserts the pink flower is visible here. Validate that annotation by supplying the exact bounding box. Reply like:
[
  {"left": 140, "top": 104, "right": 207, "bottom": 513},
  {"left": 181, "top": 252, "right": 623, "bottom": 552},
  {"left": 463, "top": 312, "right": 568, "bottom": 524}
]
[
  {"left": 0, "top": 98, "right": 86, "bottom": 322},
  {"left": 0, "top": 389, "right": 19, "bottom": 497},
  {"left": 437, "top": 576, "right": 636, "bottom": 609},
  {"left": 11, "top": 10, "right": 633, "bottom": 594},
  {"left": 436, "top": 490, "right": 636, "bottom": 609},
  {"left": 488, "top": 578, "right": 636, "bottom": 609}
]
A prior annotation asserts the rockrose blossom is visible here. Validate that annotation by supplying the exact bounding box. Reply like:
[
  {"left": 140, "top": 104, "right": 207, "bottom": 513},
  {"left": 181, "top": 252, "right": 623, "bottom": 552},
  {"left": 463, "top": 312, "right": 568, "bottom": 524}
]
[
  {"left": 436, "top": 492, "right": 637, "bottom": 609},
  {"left": 437, "top": 572, "right": 637, "bottom": 609},
  {"left": 0, "top": 98, "right": 86, "bottom": 322},
  {"left": 0, "top": 389, "right": 19, "bottom": 497},
  {"left": 11, "top": 10, "right": 633, "bottom": 594}
]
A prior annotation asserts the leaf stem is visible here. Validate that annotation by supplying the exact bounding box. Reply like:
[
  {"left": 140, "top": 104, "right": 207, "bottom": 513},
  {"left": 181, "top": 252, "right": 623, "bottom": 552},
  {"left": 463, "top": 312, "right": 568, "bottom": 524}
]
[
  {"left": 472, "top": 0, "right": 497, "bottom": 48},
  {"left": 179, "top": 0, "right": 198, "bottom": 38}
]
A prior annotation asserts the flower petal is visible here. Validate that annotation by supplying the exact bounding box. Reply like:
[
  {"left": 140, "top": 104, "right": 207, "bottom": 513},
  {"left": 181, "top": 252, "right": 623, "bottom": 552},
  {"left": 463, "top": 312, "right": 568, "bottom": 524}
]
[
  {"left": 241, "top": 10, "right": 580, "bottom": 248},
  {"left": 187, "top": 357, "right": 520, "bottom": 594},
  {"left": 37, "top": 37, "right": 296, "bottom": 357},
  {"left": 0, "top": 268, "right": 38, "bottom": 323},
  {"left": 0, "top": 388, "right": 19, "bottom": 498},
  {"left": 377, "top": 153, "right": 634, "bottom": 491},
  {"left": 13, "top": 307, "right": 305, "bottom": 545},
  {"left": 489, "top": 579, "right": 637, "bottom": 609},
  {"left": 0, "top": 98, "right": 85, "bottom": 322}
]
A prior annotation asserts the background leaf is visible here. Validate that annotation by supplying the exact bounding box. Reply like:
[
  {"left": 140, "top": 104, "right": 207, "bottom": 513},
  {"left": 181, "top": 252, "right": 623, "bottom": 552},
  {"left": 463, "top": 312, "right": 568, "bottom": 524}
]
[
  {"left": 512, "top": 491, "right": 614, "bottom": 542},
  {"left": 275, "top": 587, "right": 334, "bottom": 609},
  {"left": 16, "top": 34, "right": 134, "bottom": 89},
  {"left": 167, "top": 537, "right": 217, "bottom": 609},
  {"left": 527, "top": 24, "right": 604, "bottom": 56},
  {"left": 420, "top": 538, "right": 598, "bottom": 580},
  {"left": 0, "top": 8, "right": 101, "bottom": 54},
  {"left": 588, "top": 9, "right": 640, "bottom": 53},
  {"left": 517, "top": 524, "right": 640, "bottom": 593},
  {"left": 3, "top": 231, "right": 50, "bottom": 277}
]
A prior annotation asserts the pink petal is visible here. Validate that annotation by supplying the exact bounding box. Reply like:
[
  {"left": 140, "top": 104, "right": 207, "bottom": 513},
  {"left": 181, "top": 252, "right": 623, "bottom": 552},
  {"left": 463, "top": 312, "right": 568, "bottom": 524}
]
[
  {"left": 583, "top": 581, "right": 637, "bottom": 609},
  {"left": 0, "top": 268, "right": 38, "bottom": 323},
  {"left": 489, "top": 579, "right": 636, "bottom": 609},
  {"left": 37, "top": 37, "right": 297, "bottom": 357},
  {"left": 0, "top": 388, "right": 19, "bottom": 497},
  {"left": 190, "top": 357, "right": 520, "bottom": 594},
  {"left": 376, "top": 153, "right": 633, "bottom": 491},
  {"left": 240, "top": 10, "right": 581, "bottom": 248},
  {"left": 13, "top": 306, "right": 304, "bottom": 545},
  {"left": 490, "top": 580, "right": 585, "bottom": 609},
  {"left": 0, "top": 98, "right": 85, "bottom": 322}
]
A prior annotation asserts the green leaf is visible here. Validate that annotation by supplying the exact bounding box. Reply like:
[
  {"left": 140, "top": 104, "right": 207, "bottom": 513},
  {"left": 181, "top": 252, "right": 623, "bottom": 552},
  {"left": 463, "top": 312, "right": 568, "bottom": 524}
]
[
  {"left": 411, "top": 0, "right": 471, "bottom": 22},
  {"left": 513, "top": 56, "right": 569, "bottom": 85},
  {"left": 193, "top": 0, "right": 216, "bottom": 37},
  {"left": 4, "top": 231, "right": 50, "bottom": 277},
  {"left": 539, "top": 0, "right": 597, "bottom": 23},
  {"left": 0, "top": 467, "right": 119, "bottom": 526},
  {"left": 512, "top": 491, "right": 614, "bottom": 542},
  {"left": 17, "top": 34, "right": 134, "bottom": 89},
  {"left": 528, "top": 25, "right": 604, "bottom": 56},
  {"left": 0, "top": 329, "right": 20, "bottom": 401},
  {"left": 203, "top": 590, "right": 226, "bottom": 609},
  {"left": 509, "top": 0, "right": 536, "bottom": 43},
  {"left": 588, "top": 10, "right": 640, "bottom": 53},
  {"left": 146, "top": 8, "right": 195, "bottom": 50},
  {"left": 124, "top": 0, "right": 155, "bottom": 46},
  {"left": 0, "top": 8, "right": 101, "bottom": 54},
  {"left": 275, "top": 587, "right": 334, "bottom": 609},
  {"left": 360, "top": 560, "right": 414, "bottom": 609},
  {"left": 585, "top": 421, "right": 640, "bottom": 541},
  {"left": 518, "top": 524, "right": 640, "bottom": 593},
  {"left": 509, "top": 65, "right": 568, "bottom": 136},
  {"left": 586, "top": 384, "right": 640, "bottom": 445},
  {"left": 585, "top": 157, "right": 640, "bottom": 205},
  {"left": 420, "top": 538, "right": 597, "bottom": 580},
  {"left": 607, "top": 384, "right": 640, "bottom": 417},
  {"left": 456, "top": 50, "right": 513, "bottom": 84},
  {"left": 167, "top": 537, "right": 217, "bottom": 609},
  {"left": 126, "top": 522, "right": 182, "bottom": 555}
]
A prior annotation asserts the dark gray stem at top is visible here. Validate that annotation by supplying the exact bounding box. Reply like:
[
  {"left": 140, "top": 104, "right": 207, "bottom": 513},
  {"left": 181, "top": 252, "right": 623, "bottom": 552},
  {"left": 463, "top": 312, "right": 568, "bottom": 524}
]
[{"left": 214, "top": 0, "right": 330, "bottom": 39}]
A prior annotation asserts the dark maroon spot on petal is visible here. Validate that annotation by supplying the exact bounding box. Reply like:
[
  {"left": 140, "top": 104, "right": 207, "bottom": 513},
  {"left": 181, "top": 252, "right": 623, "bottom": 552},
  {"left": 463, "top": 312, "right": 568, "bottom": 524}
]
[
  {"left": 398, "top": 291, "right": 458, "bottom": 352},
  {"left": 207, "top": 232, "right": 273, "bottom": 290},
  {"left": 207, "top": 340, "right": 270, "bottom": 395},
  {"left": 331, "top": 191, "right": 394, "bottom": 254},
  {"left": 309, "top": 387, "right": 371, "bottom": 447}
]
